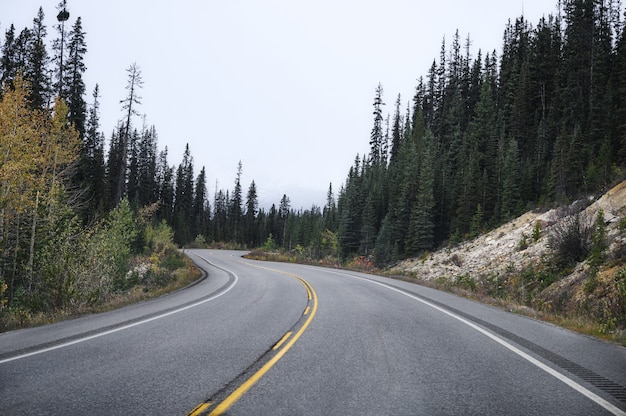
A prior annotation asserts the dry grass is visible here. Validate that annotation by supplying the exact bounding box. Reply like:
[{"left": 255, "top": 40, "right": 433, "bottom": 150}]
[{"left": 399, "top": 274, "right": 626, "bottom": 346}]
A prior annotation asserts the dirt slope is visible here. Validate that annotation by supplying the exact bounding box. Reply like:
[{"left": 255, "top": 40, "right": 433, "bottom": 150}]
[{"left": 390, "top": 180, "right": 626, "bottom": 288}]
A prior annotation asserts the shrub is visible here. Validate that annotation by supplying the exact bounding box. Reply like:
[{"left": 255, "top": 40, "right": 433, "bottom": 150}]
[
  {"left": 548, "top": 210, "right": 593, "bottom": 268},
  {"left": 160, "top": 249, "right": 185, "bottom": 271},
  {"left": 193, "top": 234, "right": 207, "bottom": 248},
  {"left": 588, "top": 210, "right": 608, "bottom": 269},
  {"left": 262, "top": 234, "right": 276, "bottom": 251},
  {"left": 518, "top": 232, "right": 529, "bottom": 251},
  {"left": 145, "top": 219, "right": 175, "bottom": 253},
  {"left": 532, "top": 221, "right": 542, "bottom": 242},
  {"left": 455, "top": 273, "right": 477, "bottom": 291}
]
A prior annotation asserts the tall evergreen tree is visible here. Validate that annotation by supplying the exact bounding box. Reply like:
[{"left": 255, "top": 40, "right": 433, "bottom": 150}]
[
  {"left": 63, "top": 16, "right": 87, "bottom": 138},
  {"left": 80, "top": 84, "right": 106, "bottom": 218},
  {"left": 229, "top": 161, "right": 244, "bottom": 243},
  {"left": 369, "top": 83, "right": 386, "bottom": 165},
  {"left": 115, "top": 63, "right": 143, "bottom": 206},
  {"left": 1, "top": 25, "right": 18, "bottom": 93},
  {"left": 323, "top": 183, "right": 337, "bottom": 231},
  {"left": 134, "top": 125, "right": 158, "bottom": 207},
  {"left": 406, "top": 131, "right": 436, "bottom": 254},
  {"left": 106, "top": 125, "right": 124, "bottom": 211},
  {"left": 501, "top": 137, "right": 522, "bottom": 218},
  {"left": 193, "top": 166, "right": 208, "bottom": 239},
  {"left": 389, "top": 94, "right": 403, "bottom": 164},
  {"left": 26, "top": 7, "right": 51, "bottom": 109},
  {"left": 52, "top": 0, "right": 70, "bottom": 99},
  {"left": 245, "top": 180, "right": 259, "bottom": 247},
  {"left": 279, "top": 194, "right": 291, "bottom": 249},
  {"left": 212, "top": 189, "right": 228, "bottom": 242},
  {"left": 156, "top": 147, "right": 175, "bottom": 224},
  {"left": 338, "top": 156, "right": 364, "bottom": 258},
  {"left": 173, "top": 144, "right": 194, "bottom": 244}
]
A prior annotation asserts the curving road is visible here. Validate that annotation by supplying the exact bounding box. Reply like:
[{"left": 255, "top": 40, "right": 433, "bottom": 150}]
[{"left": 1, "top": 249, "right": 626, "bottom": 415}]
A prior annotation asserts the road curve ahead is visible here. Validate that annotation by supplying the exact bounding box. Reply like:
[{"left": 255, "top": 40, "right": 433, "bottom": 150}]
[{"left": 1, "top": 249, "right": 626, "bottom": 415}]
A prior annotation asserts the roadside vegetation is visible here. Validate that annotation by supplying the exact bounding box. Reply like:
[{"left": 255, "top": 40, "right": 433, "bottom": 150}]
[{"left": 0, "top": 198, "right": 200, "bottom": 332}]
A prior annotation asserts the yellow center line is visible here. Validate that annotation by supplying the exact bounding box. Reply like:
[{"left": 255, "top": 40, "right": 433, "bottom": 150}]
[
  {"left": 203, "top": 263, "right": 318, "bottom": 416},
  {"left": 272, "top": 332, "right": 292, "bottom": 350},
  {"left": 304, "top": 306, "right": 311, "bottom": 316},
  {"left": 188, "top": 402, "right": 211, "bottom": 416}
]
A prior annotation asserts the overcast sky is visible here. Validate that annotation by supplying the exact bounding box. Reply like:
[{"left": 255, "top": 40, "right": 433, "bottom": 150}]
[{"left": 3, "top": 0, "right": 555, "bottom": 209}]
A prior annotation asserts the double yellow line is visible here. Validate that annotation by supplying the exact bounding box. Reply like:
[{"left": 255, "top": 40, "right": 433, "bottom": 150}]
[{"left": 188, "top": 265, "right": 318, "bottom": 416}]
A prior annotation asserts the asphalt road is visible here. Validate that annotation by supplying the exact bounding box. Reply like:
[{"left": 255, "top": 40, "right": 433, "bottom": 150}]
[{"left": 1, "top": 249, "right": 625, "bottom": 415}]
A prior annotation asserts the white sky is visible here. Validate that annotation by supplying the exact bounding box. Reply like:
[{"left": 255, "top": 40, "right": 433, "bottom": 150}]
[{"left": 3, "top": 0, "right": 555, "bottom": 209}]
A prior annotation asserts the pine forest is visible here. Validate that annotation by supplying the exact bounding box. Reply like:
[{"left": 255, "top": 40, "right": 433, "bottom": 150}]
[{"left": 2, "top": 1, "right": 626, "bottom": 327}]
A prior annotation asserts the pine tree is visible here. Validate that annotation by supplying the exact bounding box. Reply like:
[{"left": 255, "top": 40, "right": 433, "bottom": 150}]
[
  {"left": 132, "top": 124, "right": 158, "bottom": 207},
  {"left": 106, "top": 125, "right": 124, "bottom": 210},
  {"left": 1, "top": 25, "right": 18, "bottom": 93},
  {"left": 229, "top": 161, "right": 244, "bottom": 243},
  {"left": 80, "top": 84, "right": 106, "bottom": 218},
  {"left": 245, "top": 180, "right": 259, "bottom": 247},
  {"left": 115, "top": 63, "right": 143, "bottom": 206},
  {"left": 279, "top": 194, "right": 291, "bottom": 249},
  {"left": 466, "top": 79, "right": 497, "bottom": 221},
  {"left": 501, "top": 138, "right": 522, "bottom": 218},
  {"left": 338, "top": 156, "right": 364, "bottom": 258},
  {"left": 63, "top": 16, "right": 87, "bottom": 138},
  {"left": 126, "top": 128, "right": 140, "bottom": 204},
  {"left": 322, "top": 183, "right": 337, "bottom": 231},
  {"left": 26, "top": 7, "right": 51, "bottom": 109},
  {"left": 389, "top": 94, "right": 403, "bottom": 164},
  {"left": 193, "top": 166, "right": 208, "bottom": 239},
  {"left": 406, "top": 131, "right": 436, "bottom": 254},
  {"left": 212, "top": 189, "right": 229, "bottom": 242},
  {"left": 173, "top": 144, "right": 194, "bottom": 244},
  {"left": 369, "top": 84, "right": 386, "bottom": 165},
  {"left": 156, "top": 147, "right": 174, "bottom": 224},
  {"left": 52, "top": 0, "right": 70, "bottom": 99},
  {"left": 529, "top": 15, "right": 562, "bottom": 201}
]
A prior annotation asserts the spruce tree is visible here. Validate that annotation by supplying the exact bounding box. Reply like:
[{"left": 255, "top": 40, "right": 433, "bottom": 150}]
[
  {"left": 229, "top": 161, "right": 244, "bottom": 243},
  {"left": 212, "top": 189, "right": 228, "bottom": 242},
  {"left": 1, "top": 25, "right": 18, "bottom": 93},
  {"left": 52, "top": 0, "right": 70, "bottom": 99},
  {"left": 406, "top": 131, "right": 436, "bottom": 254},
  {"left": 115, "top": 63, "right": 143, "bottom": 206},
  {"left": 369, "top": 84, "right": 386, "bottom": 165},
  {"left": 81, "top": 84, "right": 106, "bottom": 218},
  {"left": 173, "top": 144, "right": 194, "bottom": 244},
  {"left": 26, "top": 7, "right": 51, "bottom": 109},
  {"left": 323, "top": 183, "right": 337, "bottom": 231},
  {"left": 279, "top": 194, "right": 291, "bottom": 249},
  {"left": 106, "top": 126, "right": 124, "bottom": 211},
  {"left": 338, "top": 156, "right": 364, "bottom": 258},
  {"left": 501, "top": 138, "right": 522, "bottom": 218},
  {"left": 63, "top": 16, "right": 87, "bottom": 138},
  {"left": 245, "top": 180, "right": 259, "bottom": 247},
  {"left": 156, "top": 147, "right": 174, "bottom": 224},
  {"left": 193, "top": 167, "right": 208, "bottom": 239}
]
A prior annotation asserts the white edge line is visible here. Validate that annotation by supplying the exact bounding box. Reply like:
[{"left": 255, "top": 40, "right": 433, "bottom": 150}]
[
  {"left": 330, "top": 270, "right": 626, "bottom": 416},
  {"left": 0, "top": 254, "right": 238, "bottom": 365}
]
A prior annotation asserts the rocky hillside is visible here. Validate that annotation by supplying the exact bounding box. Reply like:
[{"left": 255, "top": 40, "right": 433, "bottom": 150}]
[{"left": 389, "top": 180, "right": 626, "bottom": 337}]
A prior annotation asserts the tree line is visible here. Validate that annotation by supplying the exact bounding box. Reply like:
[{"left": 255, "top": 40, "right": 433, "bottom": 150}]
[
  {"left": 1, "top": 0, "right": 626, "bottom": 316},
  {"left": 337, "top": 0, "right": 626, "bottom": 265},
  {"left": 0, "top": 2, "right": 340, "bottom": 314}
]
